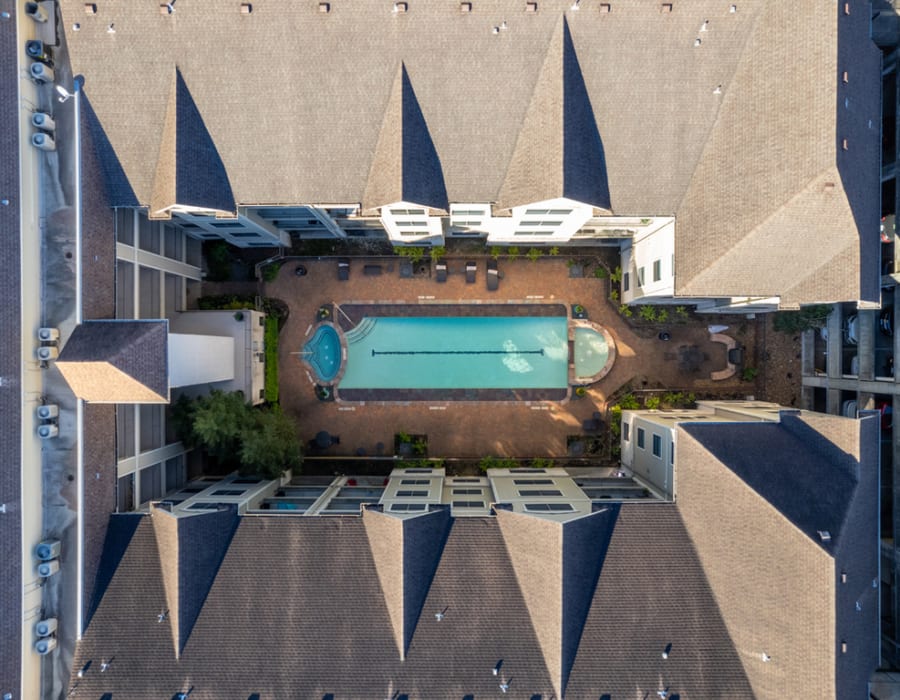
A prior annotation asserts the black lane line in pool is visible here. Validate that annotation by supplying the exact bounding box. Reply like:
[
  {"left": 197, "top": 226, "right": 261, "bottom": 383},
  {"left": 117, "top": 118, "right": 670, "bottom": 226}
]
[{"left": 371, "top": 349, "right": 545, "bottom": 356}]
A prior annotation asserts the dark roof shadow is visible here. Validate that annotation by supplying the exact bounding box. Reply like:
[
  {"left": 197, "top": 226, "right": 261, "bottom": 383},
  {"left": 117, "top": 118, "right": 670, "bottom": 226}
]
[
  {"left": 561, "top": 18, "right": 610, "bottom": 211},
  {"left": 85, "top": 513, "right": 144, "bottom": 628},
  {"left": 81, "top": 92, "right": 138, "bottom": 207}
]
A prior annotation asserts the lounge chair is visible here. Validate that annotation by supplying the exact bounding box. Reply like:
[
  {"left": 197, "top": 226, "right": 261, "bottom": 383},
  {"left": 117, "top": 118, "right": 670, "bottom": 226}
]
[
  {"left": 337, "top": 258, "right": 350, "bottom": 281},
  {"left": 435, "top": 262, "right": 448, "bottom": 282},
  {"left": 399, "top": 260, "right": 413, "bottom": 278},
  {"left": 465, "top": 261, "right": 476, "bottom": 284},
  {"left": 487, "top": 259, "right": 499, "bottom": 291}
]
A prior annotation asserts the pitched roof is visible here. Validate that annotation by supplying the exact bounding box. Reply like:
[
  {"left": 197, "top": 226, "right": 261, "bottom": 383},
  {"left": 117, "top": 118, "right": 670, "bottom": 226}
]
[
  {"left": 57, "top": 320, "right": 169, "bottom": 403},
  {"left": 676, "top": 412, "right": 879, "bottom": 698},
  {"left": 496, "top": 15, "right": 610, "bottom": 212},
  {"left": 673, "top": 1, "right": 879, "bottom": 306},
  {"left": 149, "top": 68, "right": 236, "bottom": 219},
  {"left": 0, "top": 3, "right": 23, "bottom": 691},
  {"left": 151, "top": 505, "right": 239, "bottom": 658},
  {"left": 361, "top": 62, "right": 448, "bottom": 214},
  {"left": 363, "top": 506, "right": 452, "bottom": 659},
  {"left": 496, "top": 507, "right": 617, "bottom": 697}
]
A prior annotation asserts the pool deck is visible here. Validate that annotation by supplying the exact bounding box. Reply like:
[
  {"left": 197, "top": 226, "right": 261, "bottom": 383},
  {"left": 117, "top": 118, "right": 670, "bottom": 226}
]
[{"left": 267, "top": 256, "right": 752, "bottom": 459}]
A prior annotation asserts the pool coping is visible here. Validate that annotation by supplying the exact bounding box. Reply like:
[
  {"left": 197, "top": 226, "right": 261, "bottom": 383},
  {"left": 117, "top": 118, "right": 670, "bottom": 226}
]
[
  {"left": 569, "top": 319, "right": 618, "bottom": 385},
  {"left": 300, "top": 300, "right": 613, "bottom": 404}
]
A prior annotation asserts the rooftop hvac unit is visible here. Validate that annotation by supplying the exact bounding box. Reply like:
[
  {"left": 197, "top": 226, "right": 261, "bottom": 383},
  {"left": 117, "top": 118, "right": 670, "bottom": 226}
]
[
  {"left": 36, "top": 345, "right": 58, "bottom": 361},
  {"left": 31, "top": 112, "right": 55, "bottom": 132},
  {"left": 37, "top": 559, "right": 59, "bottom": 578},
  {"left": 38, "top": 327, "right": 60, "bottom": 342},
  {"left": 37, "top": 404, "right": 59, "bottom": 420},
  {"left": 24, "top": 2, "right": 48, "bottom": 22},
  {"left": 26, "top": 39, "right": 53, "bottom": 65},
  {"left": 34, "top": 637, "right": 57, "bottom": 655},
  {"left": 31, "top": 132, "right": 56, "bottom": 152},
  {"left": 35, "top": 618, "right": 58, "bottom": 637},
  {"left": 30, "top": 62, "right": 54, "bottom": 85},
  {"left": 37, "top": 424, "right": 59, "bottom": 440},
  {"left": 35, "top": 539, "right": 61, "bottom": 561}
]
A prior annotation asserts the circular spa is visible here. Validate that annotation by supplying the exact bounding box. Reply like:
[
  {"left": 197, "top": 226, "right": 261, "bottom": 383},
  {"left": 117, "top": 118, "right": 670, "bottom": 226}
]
[
  {"left": 302, "top": 324, "right": 342, "bottom": 383},
  {"left": 572, "top": 321, "right": 616, "bottom": 384}
]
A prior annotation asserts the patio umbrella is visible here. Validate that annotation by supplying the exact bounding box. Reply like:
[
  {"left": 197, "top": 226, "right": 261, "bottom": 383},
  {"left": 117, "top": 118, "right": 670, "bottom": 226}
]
[{"left": 315, "top": 431, "right": 332, "bottom": 448}]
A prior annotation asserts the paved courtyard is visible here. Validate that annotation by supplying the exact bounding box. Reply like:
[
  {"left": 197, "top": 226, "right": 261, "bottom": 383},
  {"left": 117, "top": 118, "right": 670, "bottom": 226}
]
[{"left": 266, "top": 256, "right": 752, "bottom": 459}]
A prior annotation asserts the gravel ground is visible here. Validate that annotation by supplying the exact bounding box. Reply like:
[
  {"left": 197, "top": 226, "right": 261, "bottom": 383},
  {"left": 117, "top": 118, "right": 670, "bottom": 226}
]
[{"left": 756, "top": 313, "right": 803, "bottom": 407}]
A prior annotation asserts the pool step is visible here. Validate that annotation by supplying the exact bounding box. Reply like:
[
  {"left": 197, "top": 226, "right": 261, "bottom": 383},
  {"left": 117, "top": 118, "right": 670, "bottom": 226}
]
[{"left": 345, "top": 317, "right": 377, "bottom": 344}]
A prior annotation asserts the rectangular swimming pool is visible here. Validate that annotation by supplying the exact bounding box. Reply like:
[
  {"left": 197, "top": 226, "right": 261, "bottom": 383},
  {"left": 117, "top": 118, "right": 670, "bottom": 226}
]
[{"left": 338, "top": 316, "right": 569, "bottom": 391}]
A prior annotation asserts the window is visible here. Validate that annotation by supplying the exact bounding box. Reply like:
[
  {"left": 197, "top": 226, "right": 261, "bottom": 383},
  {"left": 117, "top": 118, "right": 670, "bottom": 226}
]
[
  {"left": 518, "top": 489, "right": 563, "bottom": 497},
  {"left": 453, "top": 488, "right": 482, "bottom": 495},
  {"left": 637, "top": 267, "right": 645, "bottom": 287},
  {"left": 232, "top": 477, "right": 262, "bottom": 484},
  {"left": 524, "top": 209, "right": 572, "bottom": 216},
  {"left": 390, "top": 503, "right": 427, "bottom": 512},
  {"left": 637, "top": 427, "right": 645, "bottom": 449},
  {"left": 671, "top": 254, "right": 675, "bottom": 276},
  {"left": 401, "top": 479, "right": 430, "bottom": 485},
  {"left": 453, "top": 478, "right": 480, "bottom": 483},
  {"left": 622, "top": 422, "right": 630, "bottom": 442},
  {"left": 670, "top": 442, "right": 675, "bottom": 465},
  {"left": 510, "top": 468, "right": 546, "bottom": 473},
  {"left": 652, "top": 434, "right": 662, "bottom": 457},
  {"left": 622, "top": 272, "right": 630, "bottom": 292},
  {"left": 652, "top": 259, "right": 661, "bottom": 282},
  {"left": 396, "top": 490, "right": 428, "bottom": 497},
  {"left": 404, "top": 469, "right": 432, "bottom": 474},
  {"left": 391, "top": 208, "right": 425, "bottom": 216},
  {"left": 188, "top": 502, "right": 222, "bottom": 510},
  {"left": 212, "top": 489, "right": 245, "bottom": 496},
  {"left": 524, "top": 503, "right": 574, "bottom": 512},
  {"left": 452, "top": 501, "right": 485, "bottom": 508},
  {"left": 229, "top": 231, "right": 261, "bottom": 238},
  {"left": 513, "top": 479, "right": 553, "bottom": 485}
]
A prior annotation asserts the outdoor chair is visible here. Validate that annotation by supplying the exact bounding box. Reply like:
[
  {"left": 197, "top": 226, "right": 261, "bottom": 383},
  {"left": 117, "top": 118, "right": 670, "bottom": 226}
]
[
  {"left": 400, "top": 260, "right": 414, "bottom": 278},
  {"left": 487, "top": 259, "right": 500, "bottom": 291},
  {"left": 337, "top": 258, "right": 350, "bottom": 281},
  {"left": 435, "top": 262, "right": 448, "bottom": 282},
  {"left": 465, "top": 261, "right": 476, "bottom": 283}
]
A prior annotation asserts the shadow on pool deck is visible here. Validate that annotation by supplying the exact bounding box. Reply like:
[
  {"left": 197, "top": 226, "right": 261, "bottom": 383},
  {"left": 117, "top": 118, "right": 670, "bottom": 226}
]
[{"left": 266, "top": 256, "right": 753, "bottom": 459}]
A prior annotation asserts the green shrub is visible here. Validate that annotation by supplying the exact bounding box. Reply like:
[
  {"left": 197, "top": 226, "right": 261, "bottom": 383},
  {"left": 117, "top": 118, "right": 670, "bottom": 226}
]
[
  {"left": 609, "top": 266, "right": 623, "bottom": 283},
  {"left": 741, "top": 367, "right": 759, "bottom": 382},
  {"left": 619, "top": 393, "right": 640, "bottom": 410},
  {"left": 639, "top": 306, "right": 657, "bottom": 322},
  {"left": 656, "top": 308, "right": 669, "bottom": 323},
  {"left": 261, "top": 262, "right": 281, "bottom": 283},
  {"left": 674, "top": 306, "right": 690, "bottom": 321},
  {"left": 618, "top": 304, "right": 633, "bottom": 318},
  {"left": 508, "top": 246, "right": 520, "bottom": 260},
  {"left": 479, "top": 455, "right": 518, "bottom": 472},
  {"left": 772, "top": 304, "right": 832, "bottom": 333},
  {"left": 264, "top": 316, "right": 279, "bottom": 403},
  {"left": 609, "top": 289, "right": 619, "bottom": 302},
  {"left": 205, "top": 241, "right": 232, "bottom": 281},
  {"left": 530, "top": 457, "right": 555, "bottom": 469},
  {"left": 490, "top": 246, "right": 503, "bottom": 260},
  {"left": 548, "top": 246, "right": 560, "bottom": 256},
  {"left": 431, "top": 245, "right": 446, "bottom": 262},
  {"left": 593, "top": 266, "right": 609, "bottom": 279},
  {"left": 645, "top": 396, "right": 661, "bottom": 410},
  {"left": 526, "top": 247, "right": 542, "bottom": 263}
]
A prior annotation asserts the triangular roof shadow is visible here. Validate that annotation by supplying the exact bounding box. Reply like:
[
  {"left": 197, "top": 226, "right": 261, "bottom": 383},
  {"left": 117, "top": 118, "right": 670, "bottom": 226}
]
[
  {"left": 81, "top": 92, "right": 138, "bottom": 207},
  {"left": 497, "top": 15, "right": 610, "bottom": 212},
  {"left": 680, "top": 417, "right": 858, "bottom": 553},
  {"left": 150, "top": 67, "right": 236, "bottom": 218},
  {"left": 362, "top": 62, "right": 449, "bottom": 215},
  {"left": 85, "top": 513, "right": 144, "bottom": 629},
  {"left": 57, "top": 320, "right": 169, "bottom": 403},
  {"left": 362, "top": 506, "right": 452, "bottom": 659},
  {"left": 497, "top": 506, "right": 618, "bottom": 698},
  {"left": 150, "top": 504, "right": 239, "bottom": 658}
]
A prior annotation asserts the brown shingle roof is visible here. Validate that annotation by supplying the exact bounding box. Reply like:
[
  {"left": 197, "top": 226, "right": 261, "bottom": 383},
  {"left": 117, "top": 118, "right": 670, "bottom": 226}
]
[
  {"left": 496, "top": 15, "right": 610, "bottom": 212},
  {"left": 149, "top": 68, "right": 236, "bottom": 219},
  {"left": 361, "top": 62, "right": 448, "bottom": 215},
  {"left": 0, "top": 1, "right": 22, "bottom": 692},
  {"left": 57, "top": 320, "right": 169, "bottom": 403}
]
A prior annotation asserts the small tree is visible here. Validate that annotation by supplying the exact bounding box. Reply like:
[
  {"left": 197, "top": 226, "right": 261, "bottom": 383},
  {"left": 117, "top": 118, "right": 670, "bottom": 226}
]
[
  {"left": 508, "top": 246, "right": 520, "bottom": 260},
  {"left": 548, "top": 246, "right": 560, "bottom": 256},
  {"left": 638, "top": 305, "right": 657, "bottom": 322},
  {"left": 526, "top": 247, "right": 542, "bottom": 263},
  {"left": 490, "top": 246, "right": 503, "bottom": 260},
  {"left": 239, "top": 405, "right": 302, "bottom": 479},
  {"left": 431, "top": 245, "right": 446, "bottom": 262}
]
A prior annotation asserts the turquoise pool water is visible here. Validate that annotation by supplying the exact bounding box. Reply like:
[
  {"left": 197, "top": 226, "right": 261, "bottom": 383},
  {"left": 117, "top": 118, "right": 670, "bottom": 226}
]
[
  {"left": 574, "top": 326, "right": 610, "bottom": 377},
  {"left": 339, "top": 316, "right": 568, "bottom": 390},
  {"left": 303, "top": 325, "right": 341, "bottom": 382}
]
